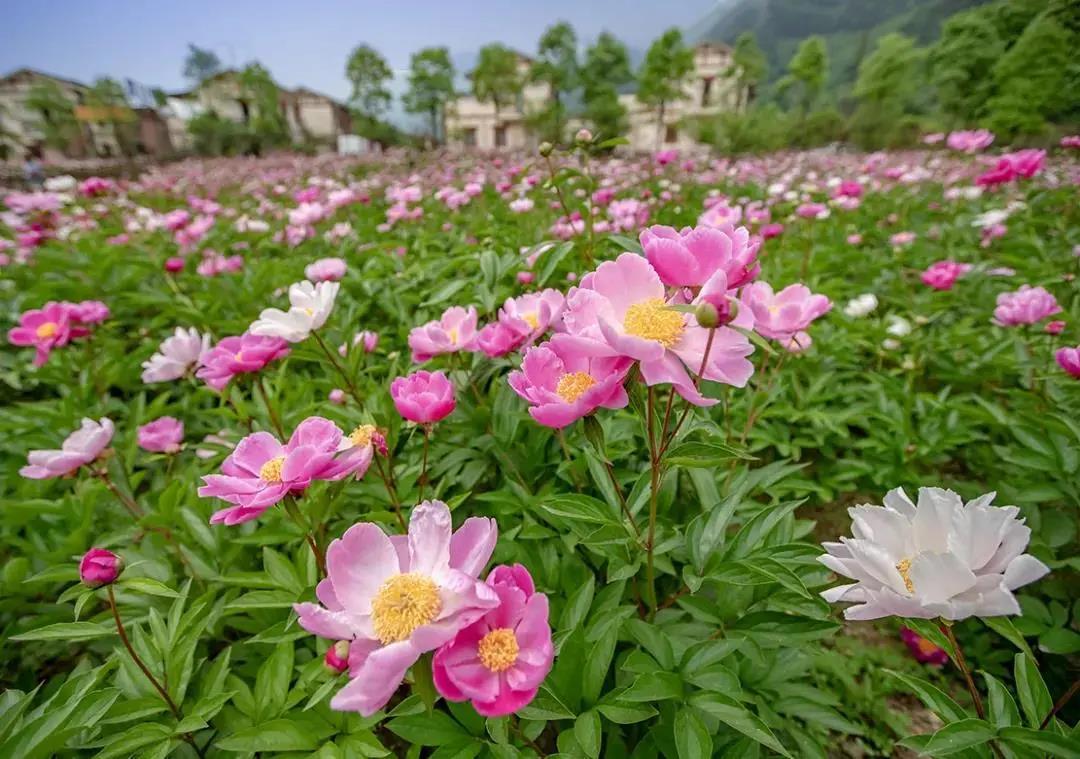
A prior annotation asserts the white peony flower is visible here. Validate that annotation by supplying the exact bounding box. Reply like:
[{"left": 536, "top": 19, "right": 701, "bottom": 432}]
[
  {"left": 843, "top": 293, "right": 879, "bottom": 318},
  {"left": 971, "top": 209, "right": 1009, "bottom": 228},
  {"left": 819, "top": 487, "right": 1049, "bottom": 621},
  {"left": 141, "top": 327, "right": 211, "bottom": 383},
  {"left": 886, "top": 315, "right": 912, "bottom": 337},
  {"left": 250, "top": 280, "right": 339, "bottom": 343}
]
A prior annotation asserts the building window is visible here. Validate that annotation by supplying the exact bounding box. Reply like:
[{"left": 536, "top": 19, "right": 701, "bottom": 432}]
[
  {"left": 495, "top": 126, "right": 507, "bottom": 148},
  {"left": 701, "top": 77, "right": 713, "bottom": 107},
  {"left": 665, "top": 125, "right": 678, "bottom": 144},
  {"left": 463, "top": 128, "right": 477, "bottom": 147}
]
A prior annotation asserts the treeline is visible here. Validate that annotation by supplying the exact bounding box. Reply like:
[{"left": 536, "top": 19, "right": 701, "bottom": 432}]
[{"left": 705, "top": 0, "right": 1079, "bottom": 152}]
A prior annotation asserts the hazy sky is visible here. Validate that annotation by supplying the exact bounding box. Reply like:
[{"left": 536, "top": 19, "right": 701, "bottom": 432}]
[{"left": 1, "top": 1, "right": 720, "bottom": 100}]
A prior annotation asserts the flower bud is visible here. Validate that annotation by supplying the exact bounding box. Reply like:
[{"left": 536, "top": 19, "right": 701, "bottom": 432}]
[
  {"left": 79, "top": 548, "right": 122, "bottom": 587},
  {"left": 164, "top": 257, "right": 184, "bottom": 273},
  {"left": 328, "top": 389, "right": 346, "bottom": 405},
  {"left": 538, "top": 141, "right": 554, "bottom": 157},
  {"left": 325, "top": 640, "right": 350, "bottom": 673},
  {"left": 694, "top": 302, "right": 719, "bottom": 329},
  {"left": 575, "top": 128, "right": 593, "bottom": 145}
]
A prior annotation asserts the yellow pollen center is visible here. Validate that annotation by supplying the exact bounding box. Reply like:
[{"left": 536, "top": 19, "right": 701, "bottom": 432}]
[
  {"left": 259, "top": 456, "right": 285, "bottom": 482},
  {"left": 523, "top": 313, "right": 539, "bottom": 330},
  {"left": 371, "top": 573, "right": 442, "bottom": 644},
  {"left": 303, "top": 307, "right": 314, "bottom": 316},
  {"left": 36, "top": 322, "right": 58, "bottom": 339},
  {"left": 556, "top": 371, "right": 596, "bottom": 403},
  {"left": 349, "top": 424, "right": 376, "bottom": 447},
  {"left": 478, "top": 628, "right": 520, "bottom": 672},
  {"left": 447, "top": 328, "right": 459, "bottom": 344},
  {"left": 623, "top": 298, "right": 684, "bottom": 348},
  {"left": 895, "top": 558, "right": 914, "bottom": 593},
  {"left": 915, "top": 637, "right": 939, "bottom": 656}
]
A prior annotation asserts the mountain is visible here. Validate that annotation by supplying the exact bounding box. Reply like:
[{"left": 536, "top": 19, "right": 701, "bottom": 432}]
[{"left": 691, "top": 0, "right": 992, "bottom": 92}]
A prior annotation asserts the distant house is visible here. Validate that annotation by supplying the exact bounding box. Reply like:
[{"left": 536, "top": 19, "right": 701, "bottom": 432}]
[
  {"left": 0, "top": 68, "right": 94, "bottom": 161},
  {"left": 445, "top": 42, "right": 742, "bottom": 153},
  {"left": 167, "top": 71, "right": 353, "bottom": 151}
]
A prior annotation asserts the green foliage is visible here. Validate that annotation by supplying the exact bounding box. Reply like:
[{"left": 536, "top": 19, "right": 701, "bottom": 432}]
[
  {"left": 344, "top": 44, "right": 393, "bottom": 118},
  {"left": 850, "top": 33, "right": 923, "bottom": 149},
  {"left": 930, "top": 7, "right": 1005, "bottom": 126},
  {"left": 637, "top": 28, "right": 695, "bottom": 147},
  {"left": 470, "top": 43, "right": 522, "bottom": 119},
  {"left": 182, "top": 44, "right": 221, "bottom": 86},
  {"left": 533, "top": 21, "right": 578, "bottom": 105},
  {"left": 23, "top": 80, "right": 79, "bottom": 153},
  {"left": 403, "top": 46, "right": 456, "bottom": 142},
  {"left": 729, "top": 31, "right": 769, "bottom": 109},
  {"left": 580, "top": 32, "right": 634, "bottom": 143},
  {"left": 778, "top": 35, "right": 830, "bottom": 113}
]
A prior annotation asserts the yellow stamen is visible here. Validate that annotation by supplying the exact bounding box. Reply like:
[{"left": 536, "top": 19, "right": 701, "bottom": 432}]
[
  {"left": 371, "top": 573, "right": 442, "bottom": 644},
  {"left": 259, "top": 455, "right": 285, "bottom": 482},
  {"left": 556, "top": 372, "right": 596, "bottom": 403},
  {"left": 35, "top": 322, "right": 58, "bottom": 339},
  {"left": 895, "top": 558, "right": 914, "bottom": 594},
  {"left": 348, "top": 424, "right": 376, "bottom": 447},
  {"left": 523, "top": 313, "right": 539, "bottom": 330},
  {"left": 623, "top": 298, "right": 684, "bottom": 348},
  {"left": 447, "top": 328, "right": 459, "bottom": 344},
  {"left": 478, "top": 628, "right": 519, "bottom": 672}
]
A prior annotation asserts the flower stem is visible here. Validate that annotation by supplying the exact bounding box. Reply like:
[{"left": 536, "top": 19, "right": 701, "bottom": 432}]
[
  {"left": 418, "top": 428, "right": 430, "bottom": 502},
  {"left": 941, "top": 623, "right": 1005, "bottom": 759},
  {"left": 254, "top": 375, "right": 285, "bottom": 439},
  {"left": 1040, "top": 678, "right": 1080, "bottom": 730},
  {"left": 108, "top": 584, "right": 180, "bottom": 716},
  {"left": 283, "top": 497, "right": 325, "bottom": 576},
  {"left": 311, "top": 331, "right": 363, "bottom": 405},
  {"left": 96, "top": 470, "right": 143, "bottom": 518},
  {"left": 555, "top": 429, "right": 584, "bottom": 492},
  {"left": 372, "top": 456, "right": 406, "bottom": 530},
  {"left": 645, "top": 386, "right": 659, "bottom": 617}
]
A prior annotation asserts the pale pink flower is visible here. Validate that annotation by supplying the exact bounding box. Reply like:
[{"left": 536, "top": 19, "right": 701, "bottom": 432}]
[
  {"left": 509, "top": 198, "right": 534, "bottom": 214},
  {"left": 408, "top": 306, "right": 479, "bottom": 363},
  {"left": 138, "top": 417, "right": 184, "bottom": 453},
  {"left": 947, "top": 129, "right": 994, "bottom": 153},
  {"left": 305, "top": 257, "right": 347, "bottom": 282},
  {"left": 433, "top": 564, "right": 553, "bottom": 717},
  {"left": 293, "top": 501, "right": 499, "bottom": 715},
  {"left": 195, "top": 333, "right": 290, "bottom": 391},
  {"left": 142, "top": 327, "right": 211, "bottom": 383},
  {"left": 993, "top": 286, "right": 1062, "bottom": 327},
  {"left": 1045, "top": 321, "right": 1065, "bottom": 335},
  {"left": 640, "top": 224, "right": 759, "bottom": 289},
  {"left": 741, "top": 282, "right": 831, "bottom": 346},
  {"left": 20, "top": 418, "right": 114, "bottom": 479},
  {"left": 890, "top": 231, "right": 916, "bottom": 248},
  {"left": 390, "top": 370, "right": 456, "bottom": 424}
]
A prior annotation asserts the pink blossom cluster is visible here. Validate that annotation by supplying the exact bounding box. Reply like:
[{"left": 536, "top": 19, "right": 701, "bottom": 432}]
[
  {"left": 7, "top": 300, "right": 109, "bottom": 366},
  {"left": 993, "top": 285, "right": 1062, "bottom": 327},
  {"left": 921, "top": 260, "right": 972, "bottom": 290}
]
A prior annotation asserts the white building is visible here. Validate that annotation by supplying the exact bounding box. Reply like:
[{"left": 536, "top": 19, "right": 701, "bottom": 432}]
[{"left": 445, "top": 43, "right": 741, "bottom": 153}]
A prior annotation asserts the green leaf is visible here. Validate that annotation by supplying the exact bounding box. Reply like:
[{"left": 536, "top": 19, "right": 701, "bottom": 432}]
[
  {"left": 574, "top": 711, "right": 602, "bottom": 759},
  {"left": 216, "top": 716, "right": 335, "bottom": 751},
  {"left": 413, "top": 654, "right": 438, "bottom": 715},
  {"left": 898, "top": 718, "right": 996, "bottom": 755},
  {"left": 983, "top": 672, "right": 1021, "bottom": 728},
  {"left": 254, "top": 641, "right": 294, "bottom": 720},
  {"left": 517, "top": 687, "right": 576, "bottom": 721},
  {"left": 1038, "top": 627, "right": 1080, "bottom": 655},
  {"left": 885, "top": 670, "right": 968, "bottom": 722},
  {"left": 596, "top": 693, "right": 658, "bottom": 724},
  {"left": 690, "top": 692, "right": 791, "bottom": 757},
  {"left": 624, "top": 619, "right": 675, "bottom": 669},
  {"left": 664, "top": 441, "right": 753, "bottom": 469},
  {"left": 540, "top": 494, "right": 617, "bottom": 526},
  {"left": 998, "top": 726, "right": 1080, "bottom": 758},
  {"left": 387, "top": 712, "right": 470, "bottom": 745},
  {"left": 984, "top": 617, "right": 1035, "bottom": 658},
  {"left": 558, "top": 575, "right": 595, "bottom": 632},
  {"left": 1014, "top": 653, "right": 1053, "bottom": 728},
  {"left": 119, "top": 577, "right": 181, "bottom": 598},
  {"left": 675, "top": 707, "right": 713, "bottom": 759},
  {"left": 93, "top": 722, "right": 173, "bottom": 759},
  {"left": 620, "top": 672, "right": 683, "bottom": 702},
  {"left": 10, "top": 622, "right": 114, "bottom": 642}
]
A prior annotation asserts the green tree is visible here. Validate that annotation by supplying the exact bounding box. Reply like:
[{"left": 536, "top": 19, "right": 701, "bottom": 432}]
[
  {"left": 183, "top": 44, "right": 221, "bottom": 85},
  {"left": 778, "top": 35, "right": 829, "bottom": 113},
  {"left": 729, "top": 31, "right": 768, "bottom": 109},
  {"left": 930, "top": 9, "right": 1004, "bottom": 126},
  {"left": 86, "top": 77, "right": 136, "bottom": 156},
  {"left": 239, "top": 63, "right": 289, "bottom": 150},
  {"left": 471, "top": 43, "right": 522, "bottom": 123},
  {"left": 580, "top": 32, "right": 633, "bottom": 141},
  {"left": 850, "top": 33, "right": 923, "bottom": 148},
  {"left": 986, "top": 12, "right": 1073, "bottom": 138},
  {"left": 531, "top": 21, "right": 578, "bottom": 141},
  {"left": 345, "top": 44, "right": 393, "bottom": 118},
  {"left": 24, "top": 81, "right": 80, "bottom": 154},
  {"left": 637, "top": 28, "right": 695, "bottom": 148},
  {"left": 403, "top": 46, "right": 455, "bottom": 143}
]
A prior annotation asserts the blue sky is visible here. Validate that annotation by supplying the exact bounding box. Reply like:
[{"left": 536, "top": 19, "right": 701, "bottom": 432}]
[{"left": 1, "top": 1, "right": 720, "bottom": 102}]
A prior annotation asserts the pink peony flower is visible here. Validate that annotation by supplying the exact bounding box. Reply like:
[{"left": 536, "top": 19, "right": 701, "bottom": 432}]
[
  {"left": 433, "top": 564, "right": 554, "bottom": 717},
  {"left": 921, "top": 261, "right": 972, "bottom": 291},
  {"left": 508, "top": 335, "right": 632, "bottom": 428},
  {"left": 993, "top": 285, "right": 1062, "bottom": 327},
  {"left": 305, "top": 257, "right": 347, "bottom": 282},
  {"left": 390, "top": 370, "right": 456, "bottom": 424},
  {"left": 71, "top": 300, "right": 109, "bottom": 324},
  {"left": 408, "top": 306, "right": 479, "bottom": 363},
  {"left": 760, "top": 223, "right": 784, "bottom": 240},
  {"left": 79, "top": 548, "right": 122, "bottom": 587},
  {"left": 639, "top": 224, "right": 760, "bottom": 289},
  {"left": 562, "top": 253, "right": 754, "bottom": 406},
  {"left": 7, "top": 301, "right": 87, "bottom": 366},
  {"left": 1055, "top": 346, "right": 1080, "bottom": 378},
  {"left": 164, "top": 257, "right": 185, "bottom": 273},
  {"left": 20, "top": 418, "right": 114, "bottom": 479},
  {"left": 900, "top": 627, "right": 948, "bottom": 666},
  {"left": 833, "top": 181, "right": 863, "bottom": 199},
  {"left": 947, "top": 129, "right": 994, "bottom": 153},
  {"left": 195, "top": 333, "right": 290, "bottom": 391},
  {"left": 477, "top": 321, "right": 530, "bottom": 358},
  {"left": 293, "top": 500, "right": 499, "bottom": 715},
  {"left": 1045, "top": 321, "right": 1065, "bottom": 335},
  {"left": 741, "top": 282, "right": 831, "bottom": 346},
  {"left": 890, "top": 231, "right": 916, "bottom": 248},
  {"left": 198, "top": 417, "right": 345, "bottom": 525},
  {"left": 329, "top": 388, "right": 346, "bottom": 405},
  {"left": 142, "top": 327, "right": 211, "bottom": 383},
  {"left": 138, "top": 417, "right": 184, "bottom": 453}
]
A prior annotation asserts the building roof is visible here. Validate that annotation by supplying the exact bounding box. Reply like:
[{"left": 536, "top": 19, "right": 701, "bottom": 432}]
[{"left": 0, "top": 67, "right": 89, "bottom": 91}]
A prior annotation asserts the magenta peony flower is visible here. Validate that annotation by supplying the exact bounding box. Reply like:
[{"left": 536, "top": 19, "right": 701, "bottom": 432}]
[
  {"left": 164, "top": 257, "right": 185, "bottom": 273},
  {"left": 21, "top": 418, "right": 114, "bottom": 479},
  {"left": 79, "top": 548, "right": 123, "bottom": 587},
  {"left": 900, "top": 627, "right": 948, "bottom": 666},
  {"left": 760, "top": 223, "right": 784, "bottom": 240},
  {"left": 741, "top": 282, "right": 831, "bottom": 347},
  {"left": 946, "top": 129, "right": 994, "bottom": 153},
  {"left": 477, "top": 321, "right": 530, "bottom": 358},
  {"left": 293, "top": 500, "right": 499, "bottom": 715},
  {"left": 433, "top": 564, "right": 554, "bottom": 717},
  {"left": 639, "top": 223, "right": 760, "bottom": 289},
  {"left": 195, "top": 333, "right": 290, "bottom": 391},
  {"left": 71, "top": 300, "right": 109, "bottom": 324},
  {"left": 1045, "top": 321, "right": 1065, "bottom": 335},
  {"left": 390, "top": 370, "right": 456, "bottom": 424},
  {"left": 508, "top": 335, "right": 632, "bottom": 428},
  {"left": 1055, "top": 346, "right": 1080, "bottom": 379},
  {"left": 137, "top": 417, "right": 184, "bottom": 453},
  {"left": 7, "top": 301, "right": 87, "bottom": 367},
  {"left": 198, "top": 417, "right": 344, "bottom": 525},
  {"left": 305, "top": 257, "right": 347, "bottom": 282},
  {"left": 920, "top": 261, "right": 972, "bottom": 291},
  {"left": 408, "top": 306, "right": 479, "bottom": 363},
  {"left": 993, "top": 285, "right": 1062, "bottom": 327}
]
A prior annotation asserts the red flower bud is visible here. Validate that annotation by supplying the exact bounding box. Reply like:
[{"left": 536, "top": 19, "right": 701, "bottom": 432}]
[
  {"left": 325, "top": 640, "right": 350, "bottom": 673},
  {"left": 79, "top": 548, "right": 122, "bottom": 587}
]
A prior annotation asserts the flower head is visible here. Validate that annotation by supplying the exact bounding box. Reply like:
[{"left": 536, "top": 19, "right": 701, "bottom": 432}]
[
  {"left": 640, "top": 224, "right": 759, "bottom": 289},
  {"left": 250, "top": 280, "right": 339, "bottom": 343},
  {"left": 408, "top": 306, "right": 479, "bottom": 363},
  {"left": 79, "top": 548, "right": 123, "bottom": 587},
  {"left": 142, "top": 327, "right": 211, "bottom": 383},
  {"left": 741, "top": 282, "right": 831, "bottom": 346},
  {"left": 900, "top": 627, "right": 948, "bottom": 666},
  {"left": 294, "top": 501, "right": 499, "bottom": 715},
  {"left": 1055, "top": 346, "right": 1080, "bottom": 379},
  {"left": 7, "top": 301, "right": 86, "bottom": 367},
  {"left": 819, "top": 487, "right": 1049, "bottom": 620},
  {"left": 433, "top": 564, "right": 554, "bottom": 717},
  {"left": 993, "top": 285, "right": 1061, "bottom": 327},
  {"left": 195, "top": 333, "right": 290, "bottom": 391},
  {"left": 305, "top": 257, "right": 347, "bottom": 282},
  {"left": 391, "top": 370, "right": 456, "bottom": 424},
  {"left": 20, "top": 418, "right": 114, "bottom": 479},
  {"left": 920, "top": 261, "right": 972, "bottom": 291}
]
